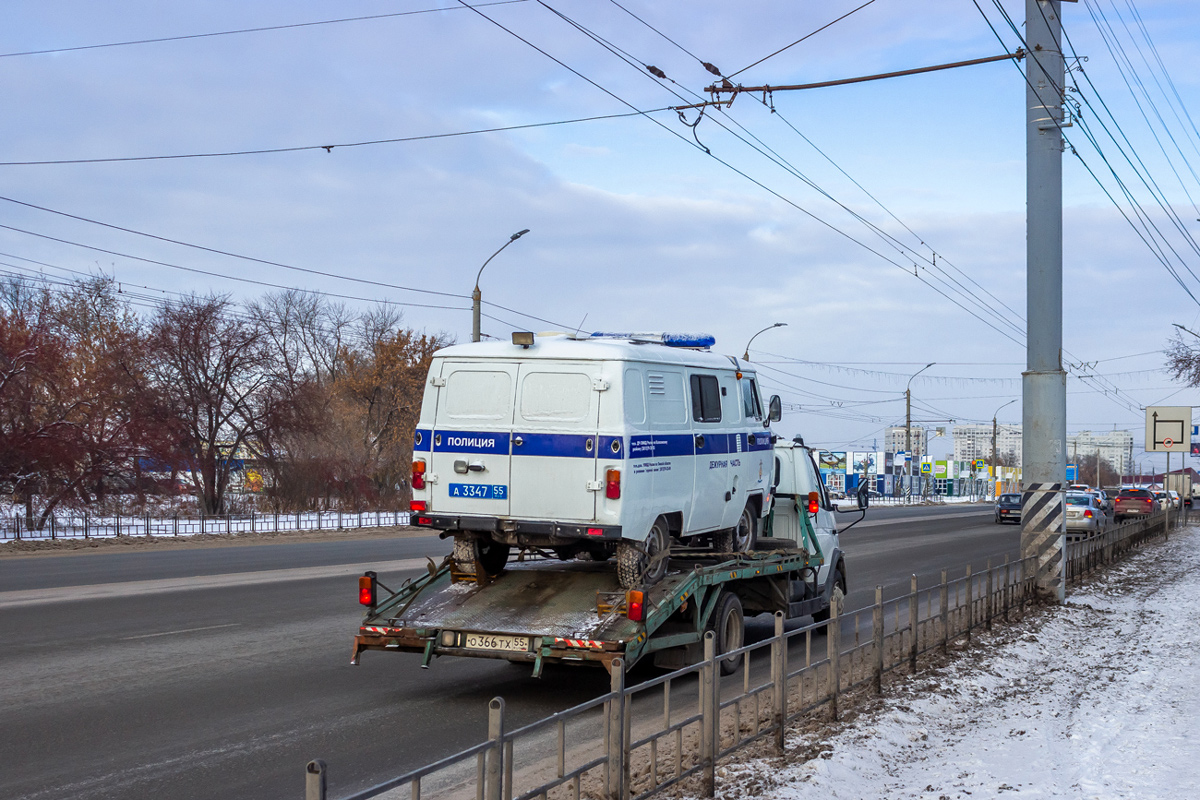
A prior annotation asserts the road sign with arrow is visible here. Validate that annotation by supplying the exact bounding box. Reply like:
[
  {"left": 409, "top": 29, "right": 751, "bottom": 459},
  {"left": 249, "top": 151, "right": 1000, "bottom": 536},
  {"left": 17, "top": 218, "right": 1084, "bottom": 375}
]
[{"left": 1145, "top": 406, "right": 1192, "bottom": 453}]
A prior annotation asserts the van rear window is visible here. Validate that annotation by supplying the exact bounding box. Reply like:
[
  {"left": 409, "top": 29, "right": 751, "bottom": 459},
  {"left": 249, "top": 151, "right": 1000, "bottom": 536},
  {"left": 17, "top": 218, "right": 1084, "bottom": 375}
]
[
  {"left": 445, "top": 370, "right": 513, "bottom": 420},
  {"left": 520, "top": 372, "right": 591, "bottom": 422}
]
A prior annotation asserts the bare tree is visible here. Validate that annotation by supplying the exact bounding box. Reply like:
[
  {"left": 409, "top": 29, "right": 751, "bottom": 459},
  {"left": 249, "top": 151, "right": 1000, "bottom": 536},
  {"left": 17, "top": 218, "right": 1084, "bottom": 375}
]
[
  {"left": 149, "top": 294, "right": 271, "bottom": 515},
  {"left": 1166, "top": 333, "right": 1200, "bottom": 386}
]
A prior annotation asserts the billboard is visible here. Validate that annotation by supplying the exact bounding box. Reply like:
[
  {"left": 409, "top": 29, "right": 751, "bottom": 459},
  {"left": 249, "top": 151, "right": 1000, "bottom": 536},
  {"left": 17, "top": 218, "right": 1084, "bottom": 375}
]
[{"left": 818, "top": 451, "right": 846, "bottom": 472}]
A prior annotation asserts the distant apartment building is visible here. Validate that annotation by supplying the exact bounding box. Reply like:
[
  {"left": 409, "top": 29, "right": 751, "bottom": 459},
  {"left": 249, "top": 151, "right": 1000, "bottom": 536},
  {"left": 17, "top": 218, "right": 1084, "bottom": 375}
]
[
  {"left": 1067, "top": 430, "right": 1133, "bottom": 475},
  {"left": 953, "top": 424, "right": 1022, "bottom": 465},
  {"left": 885, "top": 426, "right": 926, "bottom": 459}
]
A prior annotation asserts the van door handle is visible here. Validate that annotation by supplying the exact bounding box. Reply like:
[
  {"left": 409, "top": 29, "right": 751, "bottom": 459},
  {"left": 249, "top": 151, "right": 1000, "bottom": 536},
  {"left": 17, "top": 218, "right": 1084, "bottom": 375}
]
[
  {"left": 694, "top": 435, "right": 705, "bottom": 449},
  {"left": 513, "top": 435, "right": 524, "bottom": 446}
]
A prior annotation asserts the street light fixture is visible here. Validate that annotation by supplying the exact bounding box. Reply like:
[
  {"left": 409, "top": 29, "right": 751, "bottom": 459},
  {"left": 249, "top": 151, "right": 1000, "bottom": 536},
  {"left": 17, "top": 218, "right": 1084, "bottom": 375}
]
[
  {"left": 904, "top": 362, "right": 935, "bottom": 503},
  {"left": 472, "top": 229, "right": 530, "bottom": 343},
  {"left": 742, "top": 322, "right": 787, "bottom": 361},
  {"left": 991, "top": 398, "right": 1018, "bottom": 494}
]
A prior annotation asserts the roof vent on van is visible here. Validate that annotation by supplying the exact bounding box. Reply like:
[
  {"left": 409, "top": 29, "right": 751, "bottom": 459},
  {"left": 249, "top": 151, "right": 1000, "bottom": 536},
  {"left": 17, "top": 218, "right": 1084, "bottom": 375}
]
[{"left": 589, "top": 332, "right": 716, "bottom": 349}]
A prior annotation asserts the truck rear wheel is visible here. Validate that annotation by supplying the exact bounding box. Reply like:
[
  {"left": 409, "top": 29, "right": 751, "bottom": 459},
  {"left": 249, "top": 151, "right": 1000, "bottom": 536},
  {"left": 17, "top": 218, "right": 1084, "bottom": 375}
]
[
  {"left": 812, "top": 563, "right": 846, "bottom": 623},
  {"left": 616, "top": 518, "right": 670, "bottom": 588},
  {"left": 707, "top": 591, "right": 744, "bottom": 675}
]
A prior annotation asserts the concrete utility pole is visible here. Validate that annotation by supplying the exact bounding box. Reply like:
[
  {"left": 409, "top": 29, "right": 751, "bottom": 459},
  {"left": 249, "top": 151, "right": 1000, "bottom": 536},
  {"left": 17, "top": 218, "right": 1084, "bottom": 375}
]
[
  {"left": 472, "top": 229, "right": 530, "bottom": 343},
  {"left": 1021, "top": 0, "right": 1070, "bottom": 603},
  {"left": 906, "top": 363, "right": 935, "bottom": 503}
]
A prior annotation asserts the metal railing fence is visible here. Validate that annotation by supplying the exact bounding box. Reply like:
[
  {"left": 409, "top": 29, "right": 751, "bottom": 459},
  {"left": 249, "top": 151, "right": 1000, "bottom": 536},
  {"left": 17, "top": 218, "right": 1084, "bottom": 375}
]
[
  {"left": 2, "top": 509, "right": 412, "bottom": 541},
  {"left": 308, "top": 510, "right": 1177, "bottom": 800}
]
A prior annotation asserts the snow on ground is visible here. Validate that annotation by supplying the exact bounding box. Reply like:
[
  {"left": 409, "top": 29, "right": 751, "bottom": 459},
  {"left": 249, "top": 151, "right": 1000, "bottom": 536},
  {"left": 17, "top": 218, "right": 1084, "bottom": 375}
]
[{"left": 720, "top": 527, "right": 1200, "bottom": 800}]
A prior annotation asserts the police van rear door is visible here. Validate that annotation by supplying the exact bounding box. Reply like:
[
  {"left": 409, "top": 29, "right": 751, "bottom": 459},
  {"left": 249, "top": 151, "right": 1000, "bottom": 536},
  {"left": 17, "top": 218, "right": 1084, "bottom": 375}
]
[
  {"left": 430, "top": 361, "right": 517, "bottom": 516},
  {"left": 508, "top": 364, "right": 604, "bottom": 521}
]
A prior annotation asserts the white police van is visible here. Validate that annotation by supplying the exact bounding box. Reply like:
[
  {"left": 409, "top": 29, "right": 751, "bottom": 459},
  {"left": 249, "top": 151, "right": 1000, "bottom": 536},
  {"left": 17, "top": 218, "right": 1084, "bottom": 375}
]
[{"left": 409, "top": 331, "right": 782, "bottom": 588}]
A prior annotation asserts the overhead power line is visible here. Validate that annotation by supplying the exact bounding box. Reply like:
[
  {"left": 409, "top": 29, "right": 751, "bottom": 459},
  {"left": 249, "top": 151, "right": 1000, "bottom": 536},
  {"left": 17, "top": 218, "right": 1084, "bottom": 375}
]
[
  {"left": 0, "top": 110, "right": 666, "bottom": 166},
  {"left": 0, "top": 1, "right": 528, "bottom": 58},
  {"left": 726, "top": 0, "right": 880, "bottom": 79}
]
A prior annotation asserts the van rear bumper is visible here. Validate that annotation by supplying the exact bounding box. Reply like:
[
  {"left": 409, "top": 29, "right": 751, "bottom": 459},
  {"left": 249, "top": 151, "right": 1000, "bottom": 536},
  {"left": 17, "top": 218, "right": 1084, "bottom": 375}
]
[{"left": 411, "top": 514, "right": 622, "bottom": 542}]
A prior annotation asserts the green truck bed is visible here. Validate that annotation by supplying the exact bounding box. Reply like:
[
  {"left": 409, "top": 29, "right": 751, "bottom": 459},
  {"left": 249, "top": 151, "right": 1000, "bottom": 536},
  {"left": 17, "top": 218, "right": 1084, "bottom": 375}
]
[{"left": 351, "top": 548, "right": 816, "bottom": 675}]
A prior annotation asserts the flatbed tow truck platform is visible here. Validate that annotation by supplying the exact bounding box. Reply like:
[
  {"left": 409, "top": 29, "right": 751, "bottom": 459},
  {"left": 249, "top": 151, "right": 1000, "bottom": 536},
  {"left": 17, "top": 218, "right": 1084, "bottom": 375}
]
[{"left": 351, "top": 545, "right": 820, "bottom": 676}]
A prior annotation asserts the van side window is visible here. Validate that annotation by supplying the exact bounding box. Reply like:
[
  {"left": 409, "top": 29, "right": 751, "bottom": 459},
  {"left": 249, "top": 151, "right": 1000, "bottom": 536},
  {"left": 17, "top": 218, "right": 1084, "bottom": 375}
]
[
  {"left": 741, "top": 378, "right": 763, "bottom": 420},
  {"left": 647, "top": 371, "right": 686, "bottom": 426},
  {"left": 689, "top": 374, "right": 722, "bottom": 423}
]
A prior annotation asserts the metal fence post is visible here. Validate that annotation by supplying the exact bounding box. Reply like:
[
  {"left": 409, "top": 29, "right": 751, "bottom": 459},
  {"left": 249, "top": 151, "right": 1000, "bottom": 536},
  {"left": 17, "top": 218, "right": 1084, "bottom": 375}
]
[
  {"left": 827, "top": 594, "right": 841, "bottom": 721},
  {"left": 985, "top": 558, "right": 993, "bottom": 632},
  {"left": 964, "top": 564, "right": 972, "bottom": 643},
  {"left": 486, "top": 698, "right": 504, "bottom": 800},
  {"left": 772, "top": 611, "right": 787, "bottom": 753},
  {"left": 700, "top": 631, "right": 717, "bottom": 797},
  {"left": 605, "top": 658, "right": 626, "bottom": 800},
  {"left": 84, "top": 512, "right": 89, "bottom": 539},
  {"left": 305, "top": 759, "right": 327, "bottom": 800},
  {"left": 939, "top": 569, "right": 948, "bottom": 653},
  {"left": 908, "top": 574, "right": 918, "bottom": 674},
  {"left": 251, "top": 512, "right": 256, "bottom": 534},
  {"left": 872, "top": 586, "right": 884, "bottom": 693}
]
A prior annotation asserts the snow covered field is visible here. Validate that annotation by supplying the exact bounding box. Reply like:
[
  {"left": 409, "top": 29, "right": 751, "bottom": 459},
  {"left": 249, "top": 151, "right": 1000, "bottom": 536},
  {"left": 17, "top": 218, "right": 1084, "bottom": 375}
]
[{"left": 720, "top": 526, "right": 1200, "bottom": 799}]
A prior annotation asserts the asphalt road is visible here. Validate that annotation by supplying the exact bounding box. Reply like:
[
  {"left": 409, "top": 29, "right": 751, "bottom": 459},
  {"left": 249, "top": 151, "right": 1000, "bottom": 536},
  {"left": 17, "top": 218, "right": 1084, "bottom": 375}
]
[{"left": 0, "top": 503, "right": 1016, "bottom": 800}]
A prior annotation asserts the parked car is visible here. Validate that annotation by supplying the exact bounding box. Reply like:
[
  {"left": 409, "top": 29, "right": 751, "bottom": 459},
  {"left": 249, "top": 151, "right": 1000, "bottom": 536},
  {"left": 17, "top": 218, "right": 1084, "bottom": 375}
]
[
  {"left": 1113, "top": 488, "right": 1157, "bottom": 521},
  {"left": 994, "top": 493, "right": 1021, "bottom": 524},
  {"left": 1065, "top": 493, "right": 1107, "bottom": 538}
]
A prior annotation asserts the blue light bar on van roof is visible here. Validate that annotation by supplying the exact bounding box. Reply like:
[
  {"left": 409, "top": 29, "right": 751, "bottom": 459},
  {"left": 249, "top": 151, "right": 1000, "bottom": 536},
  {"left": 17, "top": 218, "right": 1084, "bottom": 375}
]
[{"left": 590, "top": 332, "right": 716, "bottom": 349}]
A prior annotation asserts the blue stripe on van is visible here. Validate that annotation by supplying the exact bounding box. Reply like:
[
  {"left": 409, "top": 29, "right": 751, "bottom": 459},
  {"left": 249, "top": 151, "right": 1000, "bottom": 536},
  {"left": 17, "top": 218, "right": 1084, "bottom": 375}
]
[
  {"left": 748, "top": 431, "right": 773, "bottom": 451},
  {"left": 629, "top": 434, "right": 695, "bottom": 459},
  {"left": 433, "top": 430, "right": 511, "bottom": 455},
  {"left": 513, "top": 433, "right": 596, "bottom": 459},
  {"left": 413, "top": 429, "right": 432, "bottom": 452},
  {"left": 599, "top": 435, "right": 624, "bottom": 458}
]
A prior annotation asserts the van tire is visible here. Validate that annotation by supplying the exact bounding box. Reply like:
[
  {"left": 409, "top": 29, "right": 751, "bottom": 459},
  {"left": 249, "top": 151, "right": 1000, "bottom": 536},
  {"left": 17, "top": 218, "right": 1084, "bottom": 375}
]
[
  {"left": 716, "top": 505, "right": 757, "bottom": 553},
  {"left": 616, "top": 518, "right": 670, "bottom": 588},
  {"left": 475, "top": 539, "right": 510, "bottom": 578},
  {"left": 707, "top": 592, "right": 744, "bottom": 675}
]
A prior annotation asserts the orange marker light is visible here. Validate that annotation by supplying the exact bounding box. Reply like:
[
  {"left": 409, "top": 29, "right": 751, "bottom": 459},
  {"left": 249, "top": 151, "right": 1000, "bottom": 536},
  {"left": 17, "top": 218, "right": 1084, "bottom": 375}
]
[
  {"left": 626, "top": 590, "right": 644, "bottom": 622},
  {"left": 807, "top": 491, "right": 820, "bottom": 514}
]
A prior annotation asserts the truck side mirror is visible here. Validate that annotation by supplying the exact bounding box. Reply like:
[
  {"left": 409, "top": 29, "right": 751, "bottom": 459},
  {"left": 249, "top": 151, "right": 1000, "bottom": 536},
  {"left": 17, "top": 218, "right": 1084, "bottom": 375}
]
[
  {"left": 856, "top": 483, "right": 870, "bottom": 510},
  {"left": 768, "top": 395, "right": 782, "bottom": 423}
]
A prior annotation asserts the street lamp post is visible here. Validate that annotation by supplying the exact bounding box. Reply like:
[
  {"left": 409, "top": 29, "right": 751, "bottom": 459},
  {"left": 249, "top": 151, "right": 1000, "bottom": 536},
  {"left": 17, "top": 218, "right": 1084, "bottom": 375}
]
[
  {"left": 472, "top": 229, "right": 530, "bottom": 343},
  {"left": 742, "top": 323, "right": 787, "bottom": 361},
  {"left": 905, "top": 363, "right": 935, "bottom": 504},
  {"left": 992, "top": 398, "right": 1018, "bottom": 496}
]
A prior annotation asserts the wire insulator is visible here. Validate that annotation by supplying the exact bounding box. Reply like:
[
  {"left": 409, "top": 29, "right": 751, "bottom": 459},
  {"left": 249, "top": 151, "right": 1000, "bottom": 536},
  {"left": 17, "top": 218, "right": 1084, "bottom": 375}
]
[{"left": 646, "top": 65, "right": 667, "bottom": 79}]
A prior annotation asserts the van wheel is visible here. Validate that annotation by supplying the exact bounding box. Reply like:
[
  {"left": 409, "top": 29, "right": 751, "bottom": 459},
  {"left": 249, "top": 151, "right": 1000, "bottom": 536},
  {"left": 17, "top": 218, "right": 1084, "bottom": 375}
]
[
  {"left": 616, "top": 518, "right": 670, "bottom": 589},
  {"left": 716, "top": 506, "right": 757, "bottom": 553},
  {"left": 475, "top": 539, "right": 510, "bottom": 578},
  {"left": 706, "top": 592, "right": 744, "bottom": 675}
]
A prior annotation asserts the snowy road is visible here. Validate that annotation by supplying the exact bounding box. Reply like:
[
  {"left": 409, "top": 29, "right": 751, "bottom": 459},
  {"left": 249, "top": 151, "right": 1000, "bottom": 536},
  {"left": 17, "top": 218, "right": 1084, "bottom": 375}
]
[{"left": 721, "top": 526, "right": 1200, "bottom": 799}]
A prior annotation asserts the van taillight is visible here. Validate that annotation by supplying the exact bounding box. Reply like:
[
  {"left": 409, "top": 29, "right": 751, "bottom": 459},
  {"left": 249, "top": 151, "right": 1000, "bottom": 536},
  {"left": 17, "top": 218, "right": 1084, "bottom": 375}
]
[
  {"left": 606, "top": 469, "right": 621, "bottom": 499},
  {"left": 410, "top": 500, "right": 427, "bottom": 512},
  {"left": 359, "top": 572, "right": 377, "bottom": 607},
  {"left": 412, "top": 460, "right": 426, "bottom": 490},
  {"left": 626, "top": 590, "right": 644, "bottom": 622}
]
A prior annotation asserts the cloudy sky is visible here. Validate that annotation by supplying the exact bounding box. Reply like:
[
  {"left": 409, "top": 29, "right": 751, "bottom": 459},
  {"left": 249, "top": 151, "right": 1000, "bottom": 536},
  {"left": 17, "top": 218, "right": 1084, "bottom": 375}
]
[{"left": 4, "top": 0, "right": 1200, "bottom": 467}]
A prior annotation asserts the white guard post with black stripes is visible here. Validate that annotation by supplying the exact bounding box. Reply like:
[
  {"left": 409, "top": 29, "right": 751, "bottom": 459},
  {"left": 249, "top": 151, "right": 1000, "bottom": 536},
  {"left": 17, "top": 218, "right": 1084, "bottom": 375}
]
[{"left": 1021, "top": 482, "right": 1065, "bottom": 601}]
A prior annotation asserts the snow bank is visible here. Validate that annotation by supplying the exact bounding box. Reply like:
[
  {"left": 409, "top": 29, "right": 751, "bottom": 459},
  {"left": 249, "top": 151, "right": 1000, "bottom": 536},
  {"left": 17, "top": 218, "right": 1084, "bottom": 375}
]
[{"left": 723, "top": 527, "right": 1200, "bottom": 799}]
